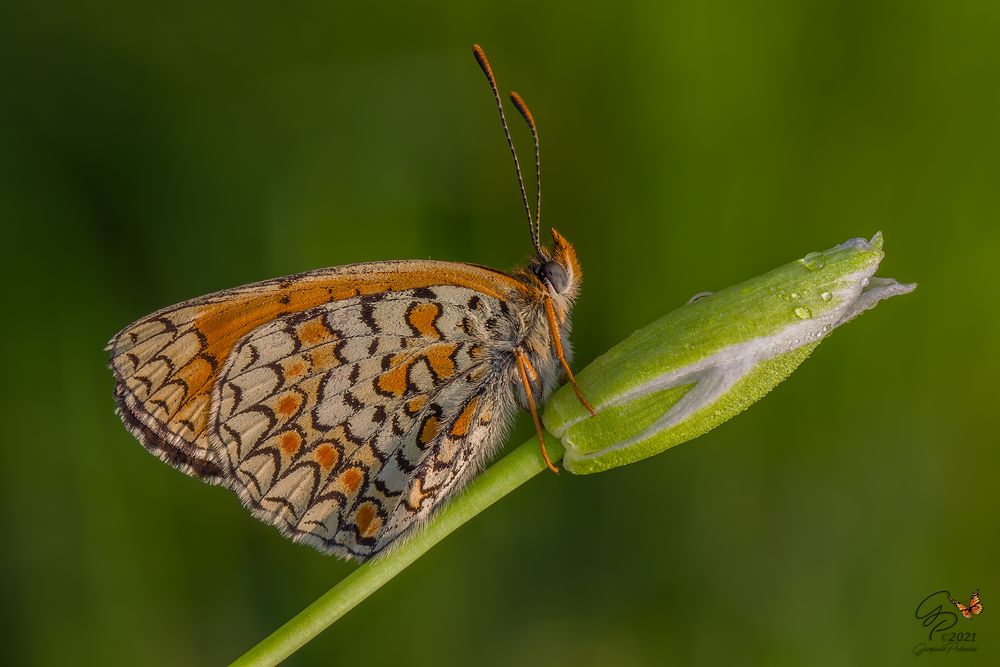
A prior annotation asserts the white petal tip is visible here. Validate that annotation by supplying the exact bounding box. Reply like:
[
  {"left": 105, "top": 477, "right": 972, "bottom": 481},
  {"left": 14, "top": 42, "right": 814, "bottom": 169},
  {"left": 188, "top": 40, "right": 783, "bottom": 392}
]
[{"left": 839, "top": 276, "right": 916, "bottom": 324}]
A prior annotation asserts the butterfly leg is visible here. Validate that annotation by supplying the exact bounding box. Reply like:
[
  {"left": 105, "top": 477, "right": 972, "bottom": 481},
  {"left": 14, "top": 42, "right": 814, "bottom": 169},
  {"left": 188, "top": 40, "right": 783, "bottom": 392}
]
[
  {"left": 514, "top": 348, "right": 559, "bottom": 474},
  {"left": 543, "top": 296, "right": 597, "bottom": 416},
  {"left": 518, "top": 347, "right": 543, "bottom": 393}
]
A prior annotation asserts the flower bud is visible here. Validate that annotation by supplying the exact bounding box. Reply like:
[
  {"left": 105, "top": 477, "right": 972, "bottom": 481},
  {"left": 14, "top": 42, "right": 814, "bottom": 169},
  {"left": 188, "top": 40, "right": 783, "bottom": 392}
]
[{"left": 544, "top": 233, "right": 915, "bottom": 474}]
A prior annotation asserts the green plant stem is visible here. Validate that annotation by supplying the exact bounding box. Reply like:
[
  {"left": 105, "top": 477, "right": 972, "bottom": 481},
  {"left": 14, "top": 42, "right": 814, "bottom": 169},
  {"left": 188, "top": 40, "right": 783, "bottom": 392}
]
[{"left": 231, "top": 433, "right": 561, "bottom": 667}]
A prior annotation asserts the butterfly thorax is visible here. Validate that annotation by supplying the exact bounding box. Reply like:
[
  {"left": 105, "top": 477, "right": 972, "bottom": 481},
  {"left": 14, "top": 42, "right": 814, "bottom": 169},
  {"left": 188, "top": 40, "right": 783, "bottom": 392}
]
[
  {"left": 509, "top": 228, "right": 581, "bottom": 406},
  {"left": 505, "top": 288, "right": 572, "bottom": 406}
]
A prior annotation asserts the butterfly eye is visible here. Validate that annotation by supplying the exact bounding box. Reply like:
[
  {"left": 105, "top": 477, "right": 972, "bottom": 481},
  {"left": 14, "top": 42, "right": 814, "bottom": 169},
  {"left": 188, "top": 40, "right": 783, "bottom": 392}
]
[{"left": 538, "top": 261, "right": 570, "bottom": 294}]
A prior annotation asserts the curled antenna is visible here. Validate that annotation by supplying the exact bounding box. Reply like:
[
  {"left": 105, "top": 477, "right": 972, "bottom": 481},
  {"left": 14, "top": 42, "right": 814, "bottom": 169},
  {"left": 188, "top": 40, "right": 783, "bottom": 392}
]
[
  {"left": 509, "top": 91, "right": 541, "bottom": 250},
  {"left": 471, "top": 44, "right": 542, "bottom": 257}
]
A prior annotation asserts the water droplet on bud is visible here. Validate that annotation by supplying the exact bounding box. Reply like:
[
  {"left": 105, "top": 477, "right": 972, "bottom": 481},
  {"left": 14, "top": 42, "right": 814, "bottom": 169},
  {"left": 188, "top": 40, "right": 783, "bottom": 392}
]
[{"left": 802, "top": 252, "right": 825, "bottom": 271}]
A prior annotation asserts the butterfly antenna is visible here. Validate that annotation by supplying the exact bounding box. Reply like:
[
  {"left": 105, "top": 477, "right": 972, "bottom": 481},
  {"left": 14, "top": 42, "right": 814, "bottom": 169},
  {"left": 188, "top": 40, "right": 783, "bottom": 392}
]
[
  {"left": 471, "top": 44, "right": 542, "bottom": 257},
  {"left": 509, "top": 91, "right": 541, "bottom": 253}
]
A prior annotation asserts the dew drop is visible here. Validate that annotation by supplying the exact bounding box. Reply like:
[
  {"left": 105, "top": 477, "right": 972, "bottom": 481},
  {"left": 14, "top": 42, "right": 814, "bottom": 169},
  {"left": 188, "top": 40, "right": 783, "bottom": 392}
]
[
  {"left": 790, "top": 292, "right": 800, "bottom": 299},
  {"left": 861, "top": 277, "right": 870, "bottom": 288},
  {"left": 794, "top": 306, "right": 812, "bottom": 319},
  {"left": 802, "top": 252, "right": 825, "bottom": 271},
  {"left": 821, "top": 291, "right": 832, "bottom": 301}
]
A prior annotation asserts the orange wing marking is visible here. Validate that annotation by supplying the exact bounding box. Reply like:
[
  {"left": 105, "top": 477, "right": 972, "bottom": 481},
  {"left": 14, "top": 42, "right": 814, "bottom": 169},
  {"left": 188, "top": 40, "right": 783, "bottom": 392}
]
[
  {"left": 280, "top": 431, "right": 302, "bottom": 456},
  {"left": 406, "top": 302, "right": 444, "bottom": 340},
  {"left": 354, "top": 503, "right": 382, "bottom": 538},
  {"left": 315, "top": 444, "right": 339, "bottom": 470},
  {"left": 449, "top": 396, "right": 480, "bottom": 438}
]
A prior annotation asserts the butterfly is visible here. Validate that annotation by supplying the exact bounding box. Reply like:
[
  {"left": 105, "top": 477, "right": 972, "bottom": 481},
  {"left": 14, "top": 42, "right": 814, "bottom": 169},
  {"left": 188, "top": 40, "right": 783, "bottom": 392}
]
[
  {"left": 107, "top": 45, "right": 594, "bottom": 561},
  {"left": 949, "top": 590, "right": 983, "bottom": 619}
]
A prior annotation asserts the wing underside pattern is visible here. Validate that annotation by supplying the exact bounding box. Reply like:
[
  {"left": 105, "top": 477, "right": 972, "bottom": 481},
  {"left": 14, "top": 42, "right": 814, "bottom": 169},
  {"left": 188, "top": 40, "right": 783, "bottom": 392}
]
[
  {"left": 109, "top": 273, "right": 525, "bottom": 560},
  {"left": 214, "top": 287, "right": 519, "bottom": 559}
]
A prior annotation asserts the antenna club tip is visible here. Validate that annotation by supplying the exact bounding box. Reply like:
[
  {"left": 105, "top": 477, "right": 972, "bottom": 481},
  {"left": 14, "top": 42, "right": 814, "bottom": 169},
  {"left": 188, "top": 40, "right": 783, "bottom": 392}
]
[
  {"left": 471, "top": 44, "right": 493, "bottom": 78},
  {"left": 509, "top": 91, "right": 536, "bottom": 127}
]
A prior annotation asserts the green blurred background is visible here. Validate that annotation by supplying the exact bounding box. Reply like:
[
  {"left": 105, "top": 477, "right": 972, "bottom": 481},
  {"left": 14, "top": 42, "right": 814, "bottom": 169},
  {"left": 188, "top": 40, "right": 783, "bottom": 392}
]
[{"left": 1, "top": 2, "right": 997, "bottom": 665}]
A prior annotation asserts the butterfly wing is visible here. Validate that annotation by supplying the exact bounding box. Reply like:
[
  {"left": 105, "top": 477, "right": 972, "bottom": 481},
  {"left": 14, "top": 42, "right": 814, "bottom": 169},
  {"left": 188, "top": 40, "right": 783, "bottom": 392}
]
[
  {"left": 108, "top": 260, "right": 527, "bottom": 485},
  {"left": 110, "top": 260, "right": 535, "bottom": 560},
  {"left": 212, "top": 284, "right": 522, "bottom": 560}
]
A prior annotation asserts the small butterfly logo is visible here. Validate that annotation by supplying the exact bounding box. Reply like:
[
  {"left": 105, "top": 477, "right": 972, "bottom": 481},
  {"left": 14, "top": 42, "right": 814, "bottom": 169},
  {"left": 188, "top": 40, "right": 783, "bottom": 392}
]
[{"left": 949, "top": 589, "right": 983, "bottom": 619}]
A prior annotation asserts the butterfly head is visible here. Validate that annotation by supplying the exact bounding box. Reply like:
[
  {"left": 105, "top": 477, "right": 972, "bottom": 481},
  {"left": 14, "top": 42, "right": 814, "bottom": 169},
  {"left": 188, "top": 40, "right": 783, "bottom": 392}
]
[{"left": 532, "top": 228, "right": 581, "bottom": 300}]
